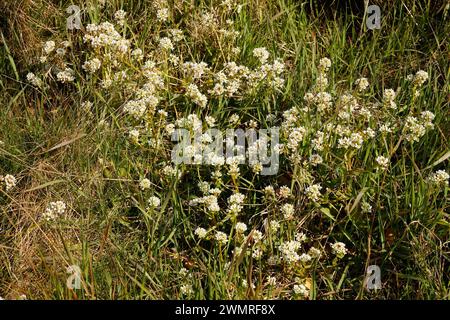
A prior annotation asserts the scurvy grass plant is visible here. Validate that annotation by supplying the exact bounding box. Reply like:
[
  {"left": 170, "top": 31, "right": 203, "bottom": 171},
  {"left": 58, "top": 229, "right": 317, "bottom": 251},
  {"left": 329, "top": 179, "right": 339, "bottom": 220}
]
[{"left": 0, "top": 0, "right": 449, "bottom": 299}]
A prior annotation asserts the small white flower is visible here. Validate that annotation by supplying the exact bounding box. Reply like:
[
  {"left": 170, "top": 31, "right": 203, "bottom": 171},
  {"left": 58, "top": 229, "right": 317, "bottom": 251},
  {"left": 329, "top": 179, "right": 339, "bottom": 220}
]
[
  {"left": 355, "top": 77, "right": 369, "bottom": 91},
  {"left": 42, "top": 201, "right": 67, "bottom": 221},
  {"left": 185, "top": 83, "right": 207, "bottom": 108},
  {"left": 180, "top": 284, "right": 193, "bottom": 296},
  {"left": 169, "top": 29, "right": 183, "bottom": 42},
  {"left": 281, "top": 203, "right": 294, "bottom": 220},
  {"left": 305, "top": 184, "right": 322, "bottom": 202},
  {"left": 383, "top": 89, "right": 397, "bottom": 109},
  {"left": 253, "top": 47, "right": 270, "bottom": 64},
  {"left": 308, "top": 247, "right": 322, "bottom": 259},
  {"left": 235, "top": 222, "right": 247, "bottom": 234},
  {"left": 43, "top": 41, "right": 55, "bottom": 54},
  {"left": 309, "top": 154, "right": 323, "bottom": 166},
  {"left": 375, "top": 156, "right": 389, "bottom": 170},
  {"left": 296, "top": 232, "right": 307, "bottom": 242},
  {"left": 179, "top": 267, "right": 189, "bottom": 277},
  {"left": 318, "top": 57, "right": 331, "bottom": 72},
  {"left": 229, "top": 114, "right": 240, "bottom": 125},
  {"left": 215, "top": 231, "right": 228, "bottom": 245},
  {"left": 252, "top": 248, "right": 263, "bottom": 259},
  {"left": 139, "top": 178, "right": 151, "bottom": 190},
  {"left": 165, "top": 124, "right": 175, "bottom": 136},
  {"left": 269, "top": 220, "right": 280, "bottom": 233},
  {"left": 147, "top": 196, "right": 161, "bottom": 208},
  {"left": 82, "top": 58, "right": 102, "bottom": 73},
  {"left": 195, "top": 227, "right": 207, "bottom": 239},
  {"left": 264, "top": 186, "right": 276, "bottom": 199},
  {"left": 3, "top": 174, "right": 17, "bottom": 191},
  {"left": 299, "top": 253, "right": 312, "bottom": 263},
  {"left": 427, "top": 170, "right": 449, "bottom": 187},
  {"left": 413, "top": 70, "right": 429, "bottom": 87},
  {"left": 157, "top": 8, "right": 169, "bottom": 22},
  {"left": 279, "top": 186, "right": 291, "bottom": 199},
  {"left": 56, "top": 68, "right": 75, "bottom": 83},
  {"left": 129, "top": 129, "right": 139, "bottom": 141},
  {"left": 361, "top": 201, "right": 372, "bottom": 213},
  {"left": 279, "top": 240, "right": 301, "bottom": 264},
  {"left": 252, "top": 230, "right": 263, "bottom": 243},
  {"left": 205, "top": 116, "right": 216, "bottom": 127},
  {"left": 331, "top": 241, "right": 348, "bottom": 258},
  {"left": 26, "top": 72, "right": 43, "bottom": 87},
  {"left": 159, "top": 37, "right": 173, "bottom": 51},
  {"left": 293, "top": 284, "right": 309, "bottom": 297},
  {"left": 114, "top": 10, "right": 126, "bottom": 25}
]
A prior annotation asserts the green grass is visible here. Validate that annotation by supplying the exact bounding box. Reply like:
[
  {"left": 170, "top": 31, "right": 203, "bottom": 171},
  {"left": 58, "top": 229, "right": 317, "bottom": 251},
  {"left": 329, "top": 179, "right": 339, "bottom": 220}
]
[{"left": 0, "top": 0, "right": 449, "bottom": 299}]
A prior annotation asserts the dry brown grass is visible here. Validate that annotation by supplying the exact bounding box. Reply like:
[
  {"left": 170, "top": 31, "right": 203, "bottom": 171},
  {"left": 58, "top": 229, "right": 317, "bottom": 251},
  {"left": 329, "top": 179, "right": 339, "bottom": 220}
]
[{"left": 1, "top": 0, "right": 62, "bottom": 70}]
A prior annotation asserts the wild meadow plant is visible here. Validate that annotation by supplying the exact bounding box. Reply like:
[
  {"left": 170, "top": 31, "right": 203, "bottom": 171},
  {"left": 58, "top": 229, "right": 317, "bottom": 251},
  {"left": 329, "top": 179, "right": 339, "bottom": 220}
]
[{"left": 0, "top": 0, "right": 449, "bottom": 299}]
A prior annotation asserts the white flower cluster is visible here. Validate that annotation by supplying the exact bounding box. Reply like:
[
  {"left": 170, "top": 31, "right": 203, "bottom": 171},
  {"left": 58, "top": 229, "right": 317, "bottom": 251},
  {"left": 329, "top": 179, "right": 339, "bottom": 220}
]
[
  {"left": 383, "top": 88, "right": 397, "bottom": 109},
  {"left": 175, "top": 114, "right": 203, "bottom": 132},
  {"left": 404, "top": 112, "right": 434, "bottom": 142},
  {"left": 1, "top": 174, "right": 17, "bottom": 191},
  {"left": 309, "top": 154, "right": 323, "bottom": 166},
  {"left": 337, "top": 132, "right": 364, "bottom": 150},
  {"left": 157, "top": 8, "right": 169, "bottom": 22},
  {"left": 278, "top": 240, "right": 302, "bottom": 264},
  {"left": 42, "top": 201, "right": 67, "bottom": 221},
  {"left": 180, "top": 284, "right": 193, "bottom": 296},
  {"left": 182, "top": 61, "right": 210, "bottom": 79},
  {"left": 178, "top": 267, "right": 194, "bottom": 296},
  {"left": 26, "top": 72, "right": 43, "bottom": 87},
  {"left": 235, "top": 222, "right": 247, "bottom": 234},
  {"left": 82, "top": 58, "right": 102, "bottom": 73},
  {"left": 427, "top": 170, "right": 449, "bottom": 187},
  {"left": 147, "top": 196, "right": 161, "bottom": 208},
  {"left": 286, "top": 127, "right": 306, "bottom": 151},
  {"left": 43, "top": 40, "right": 55, "bottom": 55},
  {"left": 159, "top": 37, "right": 174, "bottom": 51},
  {"left": 305, "top": 184, "right": 322, "bottom": 202},
  {"left": 123, "top": 100, "right": 148, "bottom": 119},
  {"left": 206, "top": 55, "right": 285, "bottom": 98},
  {"left": 215, "top": 231, "right": 228, "bottom": 244},
  {"left": 169, "top": 29, "right": 184, "bottom": 42},
  {"left": 410, "top": 70, "right": 429, "bottom": 87},
  {"left": 281, "top": 203, "right": 294, "bottom": 220},
  {"left": 355, "top": 77, "right": 369, "bottom": 91},
  {"left": 361, "top": 201, "right": 372, "bottom": 213},
  {"left": 190, "top": 192, "right": 221, "bottom": 213},
  {"left": 313, "top": 57, "right": 331, "bottom": 93},
  {"left": 129, "top": 129, "right": 139, "bottom": 142},
  {"left": 185, "top": 84, "right": 207, "bottom": 108},
  {"left": 114, "top": 10, "right": 127, "bottom": 26},
  {"left": 56, "top": 68, "right": 75, "bottom": 83},
  {"left": 293, "top": 284, "right": 309, "bottom": 297},
  {"left": 139, "top": 178, "right": 151, "bottom": 190},
  {"left": 194, "top": 227, "right": 207, "bottom": 239},
  {"left": 253, "top": 47, "right": 270, "bottom": 64},
  {"left": 227, "top": 192, "right": 245, "bottom": 215},
  {"left": 375, "top": 155, "right": 389, "bottom": 170},
  {"left": 84, "top": 22, "right": 130, "bottom": 54},
  {"left": 331, "top": 241, "right": 348, "bottom": 258}
]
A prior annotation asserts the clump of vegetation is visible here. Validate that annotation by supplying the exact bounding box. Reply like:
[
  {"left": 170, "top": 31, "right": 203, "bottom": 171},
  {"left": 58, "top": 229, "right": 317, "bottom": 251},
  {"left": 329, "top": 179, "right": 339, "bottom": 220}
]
[{"left": 0, "top": 0, "right": 449, "bottom": 299}]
